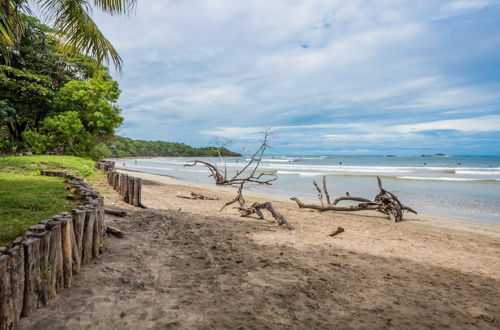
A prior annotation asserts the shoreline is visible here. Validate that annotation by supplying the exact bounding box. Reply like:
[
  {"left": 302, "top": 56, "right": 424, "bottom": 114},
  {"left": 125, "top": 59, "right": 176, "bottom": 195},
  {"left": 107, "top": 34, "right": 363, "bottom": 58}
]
[{"left": 118, "top": 168, "right": 500, "bottom": 238}]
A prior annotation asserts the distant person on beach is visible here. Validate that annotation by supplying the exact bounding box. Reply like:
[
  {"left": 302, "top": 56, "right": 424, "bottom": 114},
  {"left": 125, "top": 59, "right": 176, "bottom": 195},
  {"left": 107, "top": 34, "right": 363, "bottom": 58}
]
[
  {"left": 123, "top": 162, "right": 126, "bottom": 167},
  {"left": 339, "top": 161, "right": 342, "bottom": 165}
]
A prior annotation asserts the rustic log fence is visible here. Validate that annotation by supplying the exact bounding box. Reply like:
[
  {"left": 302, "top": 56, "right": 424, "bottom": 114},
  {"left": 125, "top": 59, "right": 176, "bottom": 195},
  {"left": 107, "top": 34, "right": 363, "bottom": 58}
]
[
  {"left": 96, "top": 161, "right": 145, "bottom": 208},
  {"left": 0, "top": 171, "right": 106, "bottom": 329}
]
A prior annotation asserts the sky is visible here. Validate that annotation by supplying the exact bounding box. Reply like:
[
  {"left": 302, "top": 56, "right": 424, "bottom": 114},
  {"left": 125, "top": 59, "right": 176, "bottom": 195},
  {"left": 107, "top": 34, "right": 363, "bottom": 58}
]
[{"left": 93, "top": 0, "right": 500, "bottom": 155}]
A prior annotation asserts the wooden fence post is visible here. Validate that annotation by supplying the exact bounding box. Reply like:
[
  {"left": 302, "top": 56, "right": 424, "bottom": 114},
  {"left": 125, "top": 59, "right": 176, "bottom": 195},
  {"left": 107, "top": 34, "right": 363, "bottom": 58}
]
[
  {"left": 59, "top": 217, "right": 73, "bottom": 289},
  {"left": 82, "top": 208, "right": 96, "bottom": 265},
  {"left": 0, "top": 254, "right": 14, "bottom": 329},
  {"left": 71, "top": 209, "right": 85, "bottom": 273},
  {"left": 21, "top": 238, "right": 41, "bottom": 317},
  {"left": 7, "top": 245, "right": 24, "bottom": 328},
  {"left": 133, "top": 177, "right": 142, "bottom": 207}
]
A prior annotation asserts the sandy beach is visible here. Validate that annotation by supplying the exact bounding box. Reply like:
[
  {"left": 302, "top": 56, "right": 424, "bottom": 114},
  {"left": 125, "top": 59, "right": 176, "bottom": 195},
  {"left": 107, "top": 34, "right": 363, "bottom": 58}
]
[{"left": 18, "top": 170, "right": 500, "bottom": 329}]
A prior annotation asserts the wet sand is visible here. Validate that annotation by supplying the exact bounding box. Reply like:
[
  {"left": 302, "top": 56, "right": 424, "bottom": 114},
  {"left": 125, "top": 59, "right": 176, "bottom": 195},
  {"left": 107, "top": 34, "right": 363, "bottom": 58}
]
[{"left": 18, "top": 171, "right": 500, "bottom": 329}]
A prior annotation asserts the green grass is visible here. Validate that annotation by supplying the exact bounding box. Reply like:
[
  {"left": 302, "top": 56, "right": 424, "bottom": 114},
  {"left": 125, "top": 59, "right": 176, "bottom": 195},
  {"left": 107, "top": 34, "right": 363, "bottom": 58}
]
[
  {"left": 0, "top": 155, "right": 100, "bottom": 247},
  {"left": 0, "top": 155, "right": 98, "bottom": 180}
]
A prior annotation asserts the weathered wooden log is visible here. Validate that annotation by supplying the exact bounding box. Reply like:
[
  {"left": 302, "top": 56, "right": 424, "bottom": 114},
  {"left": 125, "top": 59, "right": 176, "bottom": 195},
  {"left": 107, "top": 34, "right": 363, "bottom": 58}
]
[
  {"left": 59, "top": 217, "right": 73, "bottom": 288},
  {"left": 133, "top": 177, "right": 141, "bottom": 207},
  {"left": 329, "top": 227, "right": 345, "bottom": 237},
  {"left": 0, "top": 254, "right": 14, "bottom": 329},
  {"left": 26, "top": 230, "right": 50, "bottom": 307},
  {"left": 98, "top": 197, "right": 106, "bottom": 241},
  {"left": 221, "top": 182, "right": 293, "bottom": 230},
  {"left": 104, "top": 208, "right": 127, "bottom": 217},
  {"left": 112, "top": 171, "right": 117, "bottom": 190},
  {"left": 82, "top": 208, "right": 96, "bottom": 265},
  {"left": 128, "top": 177, "right": 135, "bottom": 205},
  {"left": 71, "top": 209, "right": 85, "bottom": 268},
  {"left": 176, "top": 191, "right": 219, "bottom": 200},
  {"left": 122, "top": 175, "right": 129, "bottom": 202},
  {"left": 106, "top": 226, "right": 124, "bottom": 238},
  {"left": 7, "top": 245, "right": 24, "bottom": 327},
  {"left": 118, "top": 173, "right": 123, "bottom": 194},
  {"left": 291, "top": 176, "right": 417, "bottom": 222},
  {"left": 45, "top": 220, "right": 63, "bottom": 298},
  {"left": 92, "top": 202, "right": 102, "bottom": 258},
  {"left": 70, "top": 210, "right": 82, "bottom": 274},
  {"left": 245, "top": 201, "right": 294, "bottom": 230},
  {"left": 291, "top": 197, "right": 380, "bottom": 212},
  {"left": 21, "top": 238, "right": 41, "bottom": 317}
]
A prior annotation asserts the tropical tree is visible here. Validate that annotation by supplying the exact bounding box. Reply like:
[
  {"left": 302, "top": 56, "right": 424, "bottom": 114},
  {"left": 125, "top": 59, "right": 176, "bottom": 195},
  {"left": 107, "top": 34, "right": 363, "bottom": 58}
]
[{"left": 0, "top": 0, "right": 136, "bottom": 70}]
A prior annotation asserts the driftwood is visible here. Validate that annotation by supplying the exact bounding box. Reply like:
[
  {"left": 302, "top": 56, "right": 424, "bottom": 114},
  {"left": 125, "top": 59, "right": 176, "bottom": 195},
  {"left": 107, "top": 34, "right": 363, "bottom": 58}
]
[
  {"left": 185, "top": 131, "right": 277, "bottom": 186},
  {"left": 176, "top": 191, "right": 219, "bottom": 200},
  {"left": 106, "top": 226, "right": 124, "bottom": 238},
  {"left": 221, "top": 183, "right": 294, "bottom": 230},
  {"left": 291, "top": 176, "right": 417, "bottom": 222},
  {"left": 329, "top": 227, "right": 345, "bottom": 237},
  {"left": 104, "top": 208, "right": 127, "bottom": 217}
]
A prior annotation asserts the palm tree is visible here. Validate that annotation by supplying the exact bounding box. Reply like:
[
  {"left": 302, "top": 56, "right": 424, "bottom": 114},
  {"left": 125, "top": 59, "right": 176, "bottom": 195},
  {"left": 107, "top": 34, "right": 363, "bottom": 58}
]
[{"left": 1, "top": 0, "right": 136, "bottom": 70}]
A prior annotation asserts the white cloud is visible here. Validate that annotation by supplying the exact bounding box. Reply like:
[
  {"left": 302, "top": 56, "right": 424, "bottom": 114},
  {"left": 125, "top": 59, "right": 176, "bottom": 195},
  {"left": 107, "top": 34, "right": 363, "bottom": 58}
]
[
  {"left": 444, "top": 0, "right": 498, "bottom": 11},
  {"left": 393, "top": 115, "right": 500, "bottom": 133}
]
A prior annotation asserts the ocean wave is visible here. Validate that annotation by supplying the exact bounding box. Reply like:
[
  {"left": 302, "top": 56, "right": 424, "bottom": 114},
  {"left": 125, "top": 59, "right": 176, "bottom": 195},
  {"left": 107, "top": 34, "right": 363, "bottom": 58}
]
[
  {"left": 455, "top": 170, "right": 500, "bottom": 175},
  {"left": 396, "top": 176, "right": 498, "bottom": 182},
  {"left": 119, "top": 165, "right": 176, "bottom": 171},
  {"left": 277, "top": 171, "right": 327, "bottom": 177},
  {"left": 264, "top": 164, "right": 413, "bottom": 173}
]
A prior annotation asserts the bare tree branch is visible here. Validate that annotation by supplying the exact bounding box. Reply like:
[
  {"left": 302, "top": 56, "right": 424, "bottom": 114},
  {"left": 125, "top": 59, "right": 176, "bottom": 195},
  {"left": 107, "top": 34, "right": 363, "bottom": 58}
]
[{"left": 185, "top": 130, "right": 277, "bottom": 186}]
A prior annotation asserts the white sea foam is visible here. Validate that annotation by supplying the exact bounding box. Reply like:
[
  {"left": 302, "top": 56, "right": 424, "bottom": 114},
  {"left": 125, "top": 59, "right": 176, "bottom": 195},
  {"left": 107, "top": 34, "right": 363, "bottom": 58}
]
[
  {"left": 120, "top": 165, "right": 176, "bottom": 171},
  {"left": 455, "top": 170, "right": 500, "bottom": 175},
  {"left": 277, "top": 171, "right": 327, "bottom": 177},
  {"left": 397, "top": 176, "right": 485, "bottom": 182},
  {"left": 263, "top": 164, "right": 413, "bottom": 173}
]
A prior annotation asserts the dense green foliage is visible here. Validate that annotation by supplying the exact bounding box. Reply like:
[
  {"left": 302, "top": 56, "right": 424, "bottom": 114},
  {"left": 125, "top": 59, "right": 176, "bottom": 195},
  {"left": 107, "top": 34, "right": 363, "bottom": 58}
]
[
  {"left": 0, "top": 15, "right": 123, "bottom": 159},
  {"left": 0, "top": 155, "right": 100, "bottom": 247},
  {"left": 105, "top": 136, "right": 241, "bottom": 157}
]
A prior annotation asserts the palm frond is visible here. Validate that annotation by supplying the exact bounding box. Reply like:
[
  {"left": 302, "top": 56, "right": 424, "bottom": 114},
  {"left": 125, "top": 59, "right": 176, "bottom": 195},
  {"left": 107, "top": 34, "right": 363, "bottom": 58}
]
[
  {"left": 38, "top": 0, "right": 125, "bottom": 71},
  {"left": 92, "top": 0, "right": 136, "bottom": 15},
  {"left": 0, "top": 1, "right": 27, "bottom": 64}
]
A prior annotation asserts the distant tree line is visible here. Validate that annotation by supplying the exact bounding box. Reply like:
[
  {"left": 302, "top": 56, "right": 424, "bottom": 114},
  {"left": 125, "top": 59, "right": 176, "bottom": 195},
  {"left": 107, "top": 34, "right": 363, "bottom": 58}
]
[{"left": 105, "top": 136, "right": 241, "bottom": 158}]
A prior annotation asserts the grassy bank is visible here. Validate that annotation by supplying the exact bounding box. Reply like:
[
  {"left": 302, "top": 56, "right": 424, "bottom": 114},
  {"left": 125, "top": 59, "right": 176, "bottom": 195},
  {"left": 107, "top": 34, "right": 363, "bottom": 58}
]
[{"left": 0, "top": 155, "right": 99, "bottom": 247}]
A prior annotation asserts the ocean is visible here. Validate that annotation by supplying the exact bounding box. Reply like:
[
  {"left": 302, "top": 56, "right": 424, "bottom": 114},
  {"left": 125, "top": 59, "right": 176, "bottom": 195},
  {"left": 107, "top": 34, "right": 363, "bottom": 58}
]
[{"left": 112, "top": 155, "right": 500, "bottom": 223}]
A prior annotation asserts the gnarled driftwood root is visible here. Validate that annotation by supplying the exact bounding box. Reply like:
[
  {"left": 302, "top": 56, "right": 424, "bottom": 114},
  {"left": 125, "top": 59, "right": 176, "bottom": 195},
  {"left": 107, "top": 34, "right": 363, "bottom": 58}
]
[{"left": 291, "top": 176, "right": 416, "bottom": 222}]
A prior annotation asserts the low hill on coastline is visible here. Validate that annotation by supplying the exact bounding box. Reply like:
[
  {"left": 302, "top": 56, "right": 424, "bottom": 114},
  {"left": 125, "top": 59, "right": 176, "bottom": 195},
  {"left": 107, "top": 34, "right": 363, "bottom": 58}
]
[{"left": 106, "top": 136, "right": 241, "bottom": 158}]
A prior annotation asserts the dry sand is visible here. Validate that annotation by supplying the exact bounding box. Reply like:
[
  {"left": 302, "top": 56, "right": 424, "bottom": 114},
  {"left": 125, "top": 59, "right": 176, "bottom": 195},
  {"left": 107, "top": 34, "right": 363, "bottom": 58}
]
[{"left": 18, "top": 171, "right": 500, "bottom": 329}]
